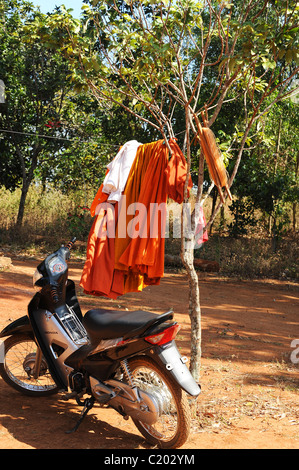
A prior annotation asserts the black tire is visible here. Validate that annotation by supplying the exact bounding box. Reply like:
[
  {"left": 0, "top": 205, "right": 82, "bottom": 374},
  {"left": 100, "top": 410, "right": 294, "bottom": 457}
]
[
  {"left": 0, "top": 334, "right": 59, "bottom": 396},
  {"left": 127, "top": 355, "right": 191, "bottom": 449}
]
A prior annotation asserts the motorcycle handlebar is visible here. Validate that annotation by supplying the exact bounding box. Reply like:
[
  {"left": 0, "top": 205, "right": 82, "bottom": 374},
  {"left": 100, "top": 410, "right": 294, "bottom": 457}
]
[{"left": 66, "top": 237, "right": 77, "bottom": 250}]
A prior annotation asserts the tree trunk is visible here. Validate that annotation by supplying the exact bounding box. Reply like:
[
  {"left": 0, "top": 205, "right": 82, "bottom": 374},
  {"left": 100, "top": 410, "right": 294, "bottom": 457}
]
[
  {"left": 293, "top": 153, "right": 298, "bottom": 232},
  {"left": 180, "top": 109, "right": 202, "bottom": 381},
  {"left": 293, "top": 202, "right": 297, "bottom": 233},
  {"left": 188, "top": 266, "right": 201, "bottom": 381},
  {"left": 181, "top": 245, "right": 201, "bottom": 382},
  {"left": 209, "top": 187, "right": 218, "bottom": 235},
  {"left": 16, "top": 178, "right": 30, "bottom": 227},
  {"left": 12, "top": 137, "right": 40, "bottom": 227}
]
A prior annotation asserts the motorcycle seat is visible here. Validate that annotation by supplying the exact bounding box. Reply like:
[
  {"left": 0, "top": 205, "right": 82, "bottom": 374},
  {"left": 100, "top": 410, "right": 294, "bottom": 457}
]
[{"left": 83, "top": 308, "right": 173, "bottom": 343}]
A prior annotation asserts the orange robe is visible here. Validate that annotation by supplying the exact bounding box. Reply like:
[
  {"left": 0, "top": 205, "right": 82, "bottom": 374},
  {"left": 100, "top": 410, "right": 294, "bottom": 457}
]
[{"left": 80, "top": 139, "right": 192, "bottom": 298}]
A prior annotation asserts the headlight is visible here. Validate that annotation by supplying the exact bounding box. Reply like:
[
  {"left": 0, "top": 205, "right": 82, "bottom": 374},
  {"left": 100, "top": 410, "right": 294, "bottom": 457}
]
[{"left": 33, "top": 269, "right": 43, "bottom": 291}]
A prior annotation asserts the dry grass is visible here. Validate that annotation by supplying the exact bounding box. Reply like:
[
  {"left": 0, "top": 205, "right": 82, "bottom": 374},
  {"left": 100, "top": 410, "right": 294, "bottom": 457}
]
[
  {"left": 0, "top": 185, "right": 93, "bottom": 249},
  {"left": 197, "top": 235, "right": 299, "bottom": 281}
]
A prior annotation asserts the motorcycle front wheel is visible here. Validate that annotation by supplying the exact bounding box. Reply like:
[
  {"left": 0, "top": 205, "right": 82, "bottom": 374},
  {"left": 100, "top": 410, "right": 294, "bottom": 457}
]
[
  {"left": 128, "top": 355, "right": 191, "bottom": 449},
  {"left": 0, "top": 334, "right": 59, "bottom": 396}
]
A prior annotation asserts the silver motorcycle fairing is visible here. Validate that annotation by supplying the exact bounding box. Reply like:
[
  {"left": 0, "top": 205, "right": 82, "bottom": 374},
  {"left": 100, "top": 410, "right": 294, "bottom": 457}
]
[
  {"left": 29, "top": 308, "right": 86, "bottom": 390},
  {"left": 90, "top": 377, "right": 160, "bottom": 425},
  {"left": 154, "top": 342, "right": 201, "bottom": 397}
]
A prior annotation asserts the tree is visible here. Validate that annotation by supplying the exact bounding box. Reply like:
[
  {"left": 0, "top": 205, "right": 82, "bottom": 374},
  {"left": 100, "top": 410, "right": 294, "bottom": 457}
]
[
  {"left": 231, "top": 99, "right": 299, "bottom": 247},
  {"left": 0, "top": 1, "right": 155, "bottom": 225},
  {"left": 41, "top": 0, "right": 299, "bottom": 380},
  {"left": 0, "top": 1, "right": 115, "bottom": 226},
  {"left": 0, "top": 0, "right": 74, "bottom": 225}
]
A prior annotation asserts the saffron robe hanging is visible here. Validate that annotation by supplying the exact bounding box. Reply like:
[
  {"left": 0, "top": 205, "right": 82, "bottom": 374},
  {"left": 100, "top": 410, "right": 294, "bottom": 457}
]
[{"left": 80, "top": 139, "right": 192, "bottom": 298}]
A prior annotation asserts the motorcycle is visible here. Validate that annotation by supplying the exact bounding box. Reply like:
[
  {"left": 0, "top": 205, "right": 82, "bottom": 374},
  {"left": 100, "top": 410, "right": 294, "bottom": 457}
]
[{"left": 0, "top": 238, "right": 200, "bottom": 449}]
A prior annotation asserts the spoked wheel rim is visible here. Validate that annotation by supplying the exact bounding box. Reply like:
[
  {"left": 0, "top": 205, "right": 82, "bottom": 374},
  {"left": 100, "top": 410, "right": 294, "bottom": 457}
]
[
  {"left": 131, "top": 364, "right": 180, "bottom": 442},
  {"left": 3, "top": 337, "right": 57, "bottom": 393}
]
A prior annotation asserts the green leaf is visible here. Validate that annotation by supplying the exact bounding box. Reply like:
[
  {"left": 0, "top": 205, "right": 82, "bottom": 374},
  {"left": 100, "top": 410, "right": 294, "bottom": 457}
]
[{"left": 261, "top": 57, "right": 276, "bottom": 70}]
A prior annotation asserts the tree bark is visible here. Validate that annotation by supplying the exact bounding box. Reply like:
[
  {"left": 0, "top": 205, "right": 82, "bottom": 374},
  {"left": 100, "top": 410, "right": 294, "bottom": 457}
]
[
  {"left": 187, "top": 258, "right": 202, "bottom": 382},
  {"left": 16, "top": 178, "right": 31, "bottom": 227},
  {"left": 180, "top": 243, "right": 201, "bottom": 382},
  {"left": 12, "top": 136, "right": 41, "bottom": 227},
  {"left": 293, "top": 152, "right": 298, "bottom": 232}
]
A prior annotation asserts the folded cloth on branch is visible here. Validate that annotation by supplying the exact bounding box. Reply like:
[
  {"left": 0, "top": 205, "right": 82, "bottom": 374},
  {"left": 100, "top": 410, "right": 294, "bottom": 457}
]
[
  {"left": 102, "top": 140, "right": 141, "bottom": 203},
  {"left": 80, "top": 139, "right": 193, "bottom": 298}
]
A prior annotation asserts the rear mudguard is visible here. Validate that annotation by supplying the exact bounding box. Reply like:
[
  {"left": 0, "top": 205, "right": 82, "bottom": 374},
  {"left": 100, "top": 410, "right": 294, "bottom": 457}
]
[
  {"left": 151, "top": 341, "right": 201, "bottom": 397},
  {"left": 0, "top": 316, "right": 33, "bottom": 339}
]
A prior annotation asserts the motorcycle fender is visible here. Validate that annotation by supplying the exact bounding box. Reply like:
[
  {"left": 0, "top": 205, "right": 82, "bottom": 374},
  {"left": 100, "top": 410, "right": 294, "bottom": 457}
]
[
  {"left": 153, "top": 342, "right": 201, "bottom": 397},
  {"left": 0, "top": 316, "right": 33, "bottom": 338}
]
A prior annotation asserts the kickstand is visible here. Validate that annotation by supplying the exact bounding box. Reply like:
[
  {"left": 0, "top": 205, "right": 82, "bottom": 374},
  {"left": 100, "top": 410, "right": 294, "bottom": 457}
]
[{"left": 65, "top": 397, "right": 95, "bottom": 434}]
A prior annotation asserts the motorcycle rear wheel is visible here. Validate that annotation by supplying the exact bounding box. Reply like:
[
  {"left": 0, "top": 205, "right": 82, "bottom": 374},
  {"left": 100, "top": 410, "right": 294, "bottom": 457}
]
[
  {"left": 0, "top": 334, "right": 59, "bottom": 396},
  {"left": 128, "top": 355, "right": 191, "bottom": 449}
]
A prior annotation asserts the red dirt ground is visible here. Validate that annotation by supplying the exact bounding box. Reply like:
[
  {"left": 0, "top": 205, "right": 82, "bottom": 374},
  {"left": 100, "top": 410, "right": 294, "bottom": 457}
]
[{"left": 0, "top": 256, "right": 298, "bottom": 450}]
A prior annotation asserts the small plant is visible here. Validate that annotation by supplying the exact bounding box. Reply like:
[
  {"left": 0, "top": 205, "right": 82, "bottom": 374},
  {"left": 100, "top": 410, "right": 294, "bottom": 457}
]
[
  {"left": 67, "top": 205, "right": 91, "bottom": 240},
  {"left": 228, "top": 198, "right": 257, "bottom": 238}
]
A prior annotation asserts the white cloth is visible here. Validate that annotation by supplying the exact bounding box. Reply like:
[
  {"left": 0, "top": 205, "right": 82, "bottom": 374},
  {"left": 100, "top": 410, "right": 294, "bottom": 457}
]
[{"left": 102, "top": 140, "right": 141, "bottom": 203}]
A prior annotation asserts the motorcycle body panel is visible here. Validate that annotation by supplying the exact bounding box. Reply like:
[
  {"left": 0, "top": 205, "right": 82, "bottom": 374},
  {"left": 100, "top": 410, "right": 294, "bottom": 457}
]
[
  {"left": 65, "top": 337, "right": 153, "bottom": 382},
  {"left": 28, "top": 306, "right": 82, "bottom": 390},
  {"left": 24, "top": 283, "right": 87, "bottom": 390}
]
